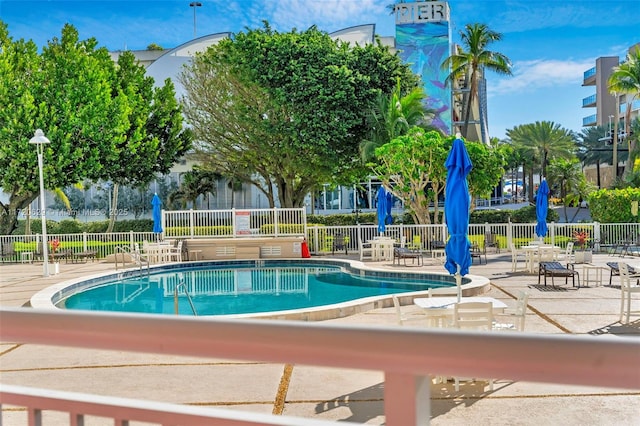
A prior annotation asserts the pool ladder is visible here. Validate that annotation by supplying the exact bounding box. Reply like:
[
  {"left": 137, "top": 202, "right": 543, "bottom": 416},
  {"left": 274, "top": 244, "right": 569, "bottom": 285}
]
[
  {"left": 174, "top": 280, "right": 197, "bottom": 316},
  {"left": 114, "top": 246, "right": 150, "bottom": 278}
]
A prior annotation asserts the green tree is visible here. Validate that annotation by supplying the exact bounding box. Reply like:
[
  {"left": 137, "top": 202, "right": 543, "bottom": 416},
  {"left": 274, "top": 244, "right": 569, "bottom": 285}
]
[
  {"left": 359, "top": 78, "right": 427, "bottom": 163},
  {"left": 506, "top": 121, "right": 576, "bottom": 180},
  {"left": 180, "top": 23, "right": 418, "bottom": 208},
  {"left": 369, "top": 128, "right": 448, "bottom": 224},
  {"left": 441, "top": 23, "right": 512, "bottom": 139},
  {"left": 577, "top": 125, "right": 626, "bottom": 189},
  {"left": 169, "top": 167, "right": 220, "bottom": 209},
  {"left": 608, "top": 46, "right": 640, "bottom": 178},
  {"left": 370, "top": 129, "right": 505, "bottom": 224},
  {"left": 547, "top": 158, "right": 595, "bottom": 222},
  {"left": 0, "top": 23, "right": 126, "bottom": 234},
  {"left": 102, "top": 51, "right": 191, "bottom": 232}
]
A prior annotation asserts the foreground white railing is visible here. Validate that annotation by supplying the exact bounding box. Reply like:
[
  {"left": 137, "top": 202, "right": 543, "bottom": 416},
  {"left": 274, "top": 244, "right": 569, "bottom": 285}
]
[{"left": 1, "top": 308, "right": 639, "bottom": 425}]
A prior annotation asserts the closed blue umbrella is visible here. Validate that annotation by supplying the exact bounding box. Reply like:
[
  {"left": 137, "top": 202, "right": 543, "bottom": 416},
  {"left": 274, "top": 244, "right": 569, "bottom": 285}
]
[
  {"left": 535, "top": 179, "right": 549, "bottom": 241},
  {"left": 152, "top": 193, "right": 163, "bottom": 234},
  {"left": 444, "top": 136, "right": 473, "bottom": 301},
  {"left": 376, "top": 186, "right": 389, "bottom": 234}
]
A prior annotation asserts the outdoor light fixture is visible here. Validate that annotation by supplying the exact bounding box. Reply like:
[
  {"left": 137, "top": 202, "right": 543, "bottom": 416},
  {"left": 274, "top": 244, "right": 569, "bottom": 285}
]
[
  {"left": 29, "top": 129, "right": 51, "bottom": 277},
  {"left": 189, "top": 1, "right": 202, "bottom": 38}
]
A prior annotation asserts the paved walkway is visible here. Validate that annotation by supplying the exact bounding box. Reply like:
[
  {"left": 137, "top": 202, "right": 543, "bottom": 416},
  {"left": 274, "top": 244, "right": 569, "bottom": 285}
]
[{"left": 1, "top": 252, "right": 639, "bottom": 425}]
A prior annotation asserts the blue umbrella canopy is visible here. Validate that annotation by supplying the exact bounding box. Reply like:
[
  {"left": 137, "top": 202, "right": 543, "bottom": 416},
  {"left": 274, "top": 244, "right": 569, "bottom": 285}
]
[
  {"left": 151, "top": 193, "right": 163, "bottom": 234},
  {"left": 444, "top": 137, "right": 473, "bottom": 279},
  {"left": 376, "top": 186, "right": 389, "bottom": 234},
  {"left": 535, "top": 179, "right": 550, "bottom": 239}
]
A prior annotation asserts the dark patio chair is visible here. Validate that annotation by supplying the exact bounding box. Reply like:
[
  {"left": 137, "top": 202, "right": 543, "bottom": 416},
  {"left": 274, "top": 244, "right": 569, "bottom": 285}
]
[
  {"left": 0, "top": 241, "right": 15, "bottom": 263},
  {"left": 471, "top": 242, "right": 487, "bottom": 265},
  {"left": 393, "top": 247, "right": 423, "bottom": 266},
  {"left": 484, "top": 233, "right": 500, "bottom": 253},
  {"left": 331, "top": 233, "right": 349, "bottom": 255},
  {"left": 538, "top": 261, "right": 580, "bottom": 288},
  {"left": 606, "top": 262, "right": 640, "bottom": 286}
]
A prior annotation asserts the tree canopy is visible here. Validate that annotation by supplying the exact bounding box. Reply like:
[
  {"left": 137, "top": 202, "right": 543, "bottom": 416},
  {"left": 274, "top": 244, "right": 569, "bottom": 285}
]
[
  {"left": 180, "top": 23, "right": 419, "bottom": 208},
  {"left": 0, "top": 23, "right": 190, "bottom": 234},
  {"left": 370, "top": 128, "right": 504, "bottom": 224}
]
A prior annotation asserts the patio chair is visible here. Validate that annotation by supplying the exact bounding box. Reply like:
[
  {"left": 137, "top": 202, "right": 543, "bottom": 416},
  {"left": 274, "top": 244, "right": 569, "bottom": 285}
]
[
  {"left": 558, "top": 242, "right": 575, "bottom": 262},
  {"left": 470, "top": 242, "right": 486, "bottom": 265},
  {"left": 509, "top": 243, "right": 527, "bottom": 272},
  {"left": 618, "top": 263, "right": 640, "bottom": 324},
  {"left": 332, "top": 233, "right": 349, "bottom": 255},
  {"left": 607, "top": 262, "right": 640, "bottom": 287},
  {"left": 392, "top": 295, "right": 428, "bottom": 326},
  {"left": 484, "top": 232, "right": 500, "bottom": 253},
  {"left": 359, "top": 240, "right": 373, "bottom": 261},
  {"left": 452, "top": 301, "right": 494, "bottom": 391},
  {"left": 393, "top": 247, "right": 423, "bottom": 266},
  {"left": 168, "top": 240, "right": 184, "bottom": 262},
  {"left": 538, "top": 261, "right": 580, "bottom": 288},
  {"left": 0, "top": 241, "right": 15, "bottom": 263},
  {"left": 493, "top": 290, "right": 529, "bottom": 331}
]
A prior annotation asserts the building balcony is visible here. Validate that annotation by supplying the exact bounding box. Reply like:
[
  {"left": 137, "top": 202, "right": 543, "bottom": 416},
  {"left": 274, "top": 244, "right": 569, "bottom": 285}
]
[
  {"left": 582, "top": 67, "right": 596, "bottom": 86},
  {"left": 582, "top": 94, "right": 596, "bottom": 108},
  {"left": 582, "top": 114, "right": 597, "bottom": 127}
]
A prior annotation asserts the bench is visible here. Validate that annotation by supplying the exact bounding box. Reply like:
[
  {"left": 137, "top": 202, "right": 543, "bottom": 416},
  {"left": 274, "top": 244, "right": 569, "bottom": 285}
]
[
  {"left": 72, "top": 250, "right": 98, "bottom": 263},
  {"left": 393, "top": 247, "right": 423, "bottom": 266}
]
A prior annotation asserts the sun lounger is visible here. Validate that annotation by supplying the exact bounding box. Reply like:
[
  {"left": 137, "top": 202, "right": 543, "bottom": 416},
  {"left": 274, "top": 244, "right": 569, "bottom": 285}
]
[
  {"left": 538, "top": 261, "right": 580, "bottom": 288},
  {"left": 393, "top": 247, "right": 423, "bottom": 266}
]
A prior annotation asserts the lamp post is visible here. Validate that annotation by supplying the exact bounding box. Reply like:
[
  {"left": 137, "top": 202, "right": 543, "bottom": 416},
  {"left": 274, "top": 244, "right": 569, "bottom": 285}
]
[
  {"left": 612, "top": 92, "right": 619, "bottom": 180},
  {"left": 189, "top": 1, "right": 202, "bottom": 38},
  {"left": 29, "top": 129, "right": 51, "bottom": 277}
]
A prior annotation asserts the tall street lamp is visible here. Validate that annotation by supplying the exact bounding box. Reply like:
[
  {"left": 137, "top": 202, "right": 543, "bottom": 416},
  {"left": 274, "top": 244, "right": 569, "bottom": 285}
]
[
  {"left": 189, "top": 2, "right": 202, "bottom": 38},
  {"left": 29, "top": 129, "right": 51, "bottom": 277},
  {"left": 612, "top": 92, "right": 619, "bottom": 180}
]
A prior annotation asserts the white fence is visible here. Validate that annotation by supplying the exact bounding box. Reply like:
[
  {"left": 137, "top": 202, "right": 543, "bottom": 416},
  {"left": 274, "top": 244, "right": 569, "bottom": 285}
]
[
  {"left": 162, "top": 208, "right": 306, "bottom": 239},
  {"left": 1, "top": 308, "right": 639, "bottom": 425},
  {"left": 1, "top": 221, "right": 640, "bottom": 262}
]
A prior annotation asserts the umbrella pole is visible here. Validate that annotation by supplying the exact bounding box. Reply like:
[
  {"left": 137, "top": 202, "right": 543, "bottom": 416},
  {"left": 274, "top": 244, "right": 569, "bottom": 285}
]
[{"left": 456, "top": 266, "right": 462, "bottom": 302}]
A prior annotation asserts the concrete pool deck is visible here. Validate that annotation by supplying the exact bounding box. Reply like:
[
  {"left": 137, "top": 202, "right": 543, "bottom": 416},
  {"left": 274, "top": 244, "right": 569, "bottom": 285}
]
[{"left": 1, "top": 252, "right": 639, "bottom": 425}]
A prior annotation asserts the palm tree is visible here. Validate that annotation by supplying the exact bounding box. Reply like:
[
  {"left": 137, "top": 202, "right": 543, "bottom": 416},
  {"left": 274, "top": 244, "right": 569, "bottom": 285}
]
[
  {"left": 577, "top": 125, "right": 628, "bottom": 188},
  {"left": 547, "top": 158, "right": 594, "bottom": 223},
  {"left": 359, "top": 79, "right": 427, "bottom": 162},
  {"left": 441, "top": 23, "right": 512, "bottom": 139},
  {"left": 169, "top": 167, "right": 219, "bottom": 209},
  {"left": 506, "top": 121, "right": 576, "bottom": 179},
  {"left": 608, "top": 46, "right": 640, "bottom": 178}
]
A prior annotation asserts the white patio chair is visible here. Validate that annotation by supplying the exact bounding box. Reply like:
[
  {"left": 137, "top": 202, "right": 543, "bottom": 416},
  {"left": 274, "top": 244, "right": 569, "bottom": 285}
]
[
  {"left": 558, "top": 242, "right": 575, "bottom": 262},
  {"left": 168, "top": 241, "right": 183, "bottom": 262},
  {"left": 509, "top": 243, "right": 527, "bottom": 272},
  {"left": 493, "top": 291, "right": 529, "bottom": 331},
  {"left": 452, "top": 302, "right": 494, "bottom": 391},
  {"left": 392, "top": 295, "right": 429, "bottom": 327},
  {"left": 619, "top": 263, "right": 640, "bottom": 324}
]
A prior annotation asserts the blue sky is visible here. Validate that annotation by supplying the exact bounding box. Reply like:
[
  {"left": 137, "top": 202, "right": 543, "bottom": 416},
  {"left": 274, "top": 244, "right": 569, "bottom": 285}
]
[{"left": 1, "top": 0, "right": 638, "bottom": 140}]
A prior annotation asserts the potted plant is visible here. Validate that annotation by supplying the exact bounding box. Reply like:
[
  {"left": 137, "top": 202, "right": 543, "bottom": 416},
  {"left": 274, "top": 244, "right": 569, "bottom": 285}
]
[
  {"left": 573, "top": 230, "right": 592, "bottom": 263},
  {"left": 50, "top": 238, "right": 61, "bottom": 274}
]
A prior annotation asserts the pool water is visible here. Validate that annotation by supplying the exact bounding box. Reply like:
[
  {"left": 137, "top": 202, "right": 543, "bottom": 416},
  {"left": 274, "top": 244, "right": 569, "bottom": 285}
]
[{"left": 60, "top": 264, "right": 451, "bottom": 316}]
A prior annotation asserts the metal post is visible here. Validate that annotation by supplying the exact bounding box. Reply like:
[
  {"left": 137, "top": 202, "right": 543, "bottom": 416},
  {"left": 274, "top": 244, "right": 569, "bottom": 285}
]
[
  {"left": 189, "top": 2, "right": 202, "bottom": 38},
  {"left": 29, "top": 129, "right": 51, "bottom": 277}
]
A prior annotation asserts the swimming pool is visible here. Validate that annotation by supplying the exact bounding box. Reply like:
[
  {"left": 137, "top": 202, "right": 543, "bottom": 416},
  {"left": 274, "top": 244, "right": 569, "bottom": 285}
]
[{"left": 31, "top": 259, "right": 489, "bottom": 320}]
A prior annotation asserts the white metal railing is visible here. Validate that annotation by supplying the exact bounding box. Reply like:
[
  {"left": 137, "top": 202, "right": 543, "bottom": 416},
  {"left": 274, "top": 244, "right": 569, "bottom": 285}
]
[
  {"left": 1, "top": 308, "right": 639, "bottom": 425},
  {"left": 162, "top": 208, "right": 306, "bottom": 239},
  {"left": 1, "top": 222, "right": 639, "bottom": 262}
]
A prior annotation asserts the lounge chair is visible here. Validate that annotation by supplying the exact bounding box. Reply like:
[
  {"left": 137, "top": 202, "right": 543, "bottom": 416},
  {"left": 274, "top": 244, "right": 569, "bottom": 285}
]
[
  {"left": 606, "top": 262, "right": 639, "bottom": 286},
  {"left": 393, "top": 247, "right": 423, "bottom": 266},
  {"left": 538, "top": 261, "right": 580, "bottom": 288}
]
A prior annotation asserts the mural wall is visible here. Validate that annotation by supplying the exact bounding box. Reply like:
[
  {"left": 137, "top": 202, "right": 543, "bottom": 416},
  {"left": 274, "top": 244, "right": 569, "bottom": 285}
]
[{"left": 394, "top": 1, "right": 452, "bottom": 135}]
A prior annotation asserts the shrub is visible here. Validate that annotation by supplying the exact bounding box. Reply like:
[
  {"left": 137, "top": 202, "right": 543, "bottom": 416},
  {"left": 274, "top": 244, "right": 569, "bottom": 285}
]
[{"left": 588, "top": 188, "right": 640, "bottom": 223}]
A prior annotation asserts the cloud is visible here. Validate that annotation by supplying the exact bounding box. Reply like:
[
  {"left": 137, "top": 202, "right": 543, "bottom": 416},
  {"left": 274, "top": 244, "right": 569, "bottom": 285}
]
[
  {"left": 489, "top": 58, "right": 594, "bottom": 97},
  {"left": 248, "top": 0, "right": 388, "bottom": 33}
]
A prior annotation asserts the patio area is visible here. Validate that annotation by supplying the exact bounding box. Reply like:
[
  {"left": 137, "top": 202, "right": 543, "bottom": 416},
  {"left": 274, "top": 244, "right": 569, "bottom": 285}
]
[{"left": 1, "top": 251, "right": 639, "bottom": 425}]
